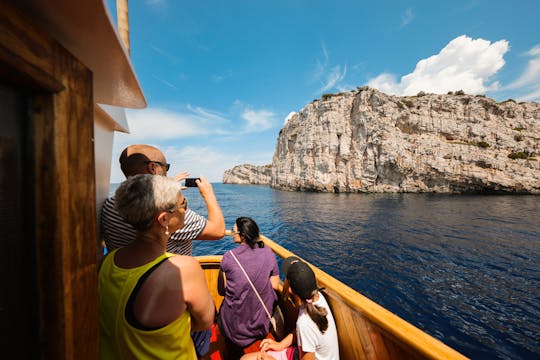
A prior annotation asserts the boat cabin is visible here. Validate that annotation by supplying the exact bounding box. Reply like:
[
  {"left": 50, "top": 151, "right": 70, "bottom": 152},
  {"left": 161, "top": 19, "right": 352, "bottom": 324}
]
[{"left": 0, "top": 1, "right": 145, "bottom": 358}]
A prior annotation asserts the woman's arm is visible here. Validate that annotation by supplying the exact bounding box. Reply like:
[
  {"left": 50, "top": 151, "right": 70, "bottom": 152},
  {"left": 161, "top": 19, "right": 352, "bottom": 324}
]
[
  {"left": 269, "top": 275, "right": 280, "bottom": 290},
  {"left": 218, "top": 269, "right": 226, "bottom": 296},
  {"left": 175, "top": 256, "right": 215, "bottom": 331},
  {"left": 260, "top": 332, "right": 295, "bottom": 352}
]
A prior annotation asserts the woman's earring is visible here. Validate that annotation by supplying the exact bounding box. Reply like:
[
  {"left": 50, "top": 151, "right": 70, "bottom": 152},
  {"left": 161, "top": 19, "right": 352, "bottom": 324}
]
[{"left": 165, "top": 225, "right": 169, "bottom": 236}]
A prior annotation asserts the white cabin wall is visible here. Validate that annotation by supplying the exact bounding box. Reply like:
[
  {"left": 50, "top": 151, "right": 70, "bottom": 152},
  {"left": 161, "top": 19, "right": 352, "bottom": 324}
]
[
  {"left": 94, "top": 105, "right": 130, "bottom": 243},
  {"left": 94, "top": 111, "right": 114, "bottom": 226}
]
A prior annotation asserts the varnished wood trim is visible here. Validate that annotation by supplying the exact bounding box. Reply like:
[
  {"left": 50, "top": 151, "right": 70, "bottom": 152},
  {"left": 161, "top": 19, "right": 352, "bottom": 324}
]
[
  {"left": 0, "top": 3, "right": 64, "bottom": 92},
  {"left": 259, "top": 235, "right": 468, "bottom": 360}
]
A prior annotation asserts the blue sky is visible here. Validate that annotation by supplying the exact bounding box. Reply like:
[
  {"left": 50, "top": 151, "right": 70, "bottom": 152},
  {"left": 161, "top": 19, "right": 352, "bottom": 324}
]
[{"left": 106, "top": 0, "right": 540, "bottom": 183}]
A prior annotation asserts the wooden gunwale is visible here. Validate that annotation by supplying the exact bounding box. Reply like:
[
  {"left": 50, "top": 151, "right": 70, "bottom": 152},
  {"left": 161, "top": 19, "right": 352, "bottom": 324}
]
[{"left": 196, "top": 234, "right": 468, "bottom": 360}]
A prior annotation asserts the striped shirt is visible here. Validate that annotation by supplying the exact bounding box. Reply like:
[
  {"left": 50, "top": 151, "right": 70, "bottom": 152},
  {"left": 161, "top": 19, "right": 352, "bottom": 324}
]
[{"left": 100, "top": 196, "right": 206, "bottom": 255}]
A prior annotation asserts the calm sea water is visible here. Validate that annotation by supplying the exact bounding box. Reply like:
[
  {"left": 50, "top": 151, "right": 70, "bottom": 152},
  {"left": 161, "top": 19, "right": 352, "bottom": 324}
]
[{"left": 110, "top": 183, "right": 540, "bottom": 359}]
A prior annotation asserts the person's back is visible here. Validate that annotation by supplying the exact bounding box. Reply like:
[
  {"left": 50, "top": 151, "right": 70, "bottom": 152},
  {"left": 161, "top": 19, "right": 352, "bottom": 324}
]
[
  {"left": 218, "top": 217, "right": 279, "bottom": 349},
  {"left": 99, "top": 251, "right": 197, "bottom": 359},
  {"left": 99, "top": 174, "right": 214, "bottom": 359},
  {"left": 296, "top": 291, "right": 339, "bottom": 360}
]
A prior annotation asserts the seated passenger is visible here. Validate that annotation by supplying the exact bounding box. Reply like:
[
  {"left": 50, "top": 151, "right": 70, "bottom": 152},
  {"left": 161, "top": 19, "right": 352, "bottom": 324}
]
[
  {"left": 218, "top": 217, "right": 280, "bottom": 355},
  {"left": 242, "top": 256, "right": 340, "bottom": 360},
  {"left": 99, "top": 174, "right": 214, "bottom": 359}
]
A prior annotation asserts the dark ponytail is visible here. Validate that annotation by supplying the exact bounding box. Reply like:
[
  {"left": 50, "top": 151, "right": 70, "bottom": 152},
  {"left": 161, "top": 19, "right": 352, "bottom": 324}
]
[
  {"left": 236, "top": 217, "right": 263, "bottom": 249},
  {"left": 304, "top": 290, "right": 328, "bottom": 333}
]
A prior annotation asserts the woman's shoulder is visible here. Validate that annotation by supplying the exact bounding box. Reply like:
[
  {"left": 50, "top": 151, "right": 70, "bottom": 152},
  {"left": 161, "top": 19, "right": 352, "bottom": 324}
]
[
  {"left": 166, "top": 254, "right": 201, "bottom": 275},
  {"left": 259, "top": 244, "right": 277, "bottom": 257}
]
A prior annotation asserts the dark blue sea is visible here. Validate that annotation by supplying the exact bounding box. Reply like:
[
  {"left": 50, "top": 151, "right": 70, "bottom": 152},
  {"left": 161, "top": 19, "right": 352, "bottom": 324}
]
[{"left": 111, "top": 183, "right": 540, "bottom": 359}]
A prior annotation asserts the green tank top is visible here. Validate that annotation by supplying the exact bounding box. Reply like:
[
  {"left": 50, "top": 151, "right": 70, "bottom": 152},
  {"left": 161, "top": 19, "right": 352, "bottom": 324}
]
[{"left": 99, "top": 250, "right": 196, "bottom": 359}]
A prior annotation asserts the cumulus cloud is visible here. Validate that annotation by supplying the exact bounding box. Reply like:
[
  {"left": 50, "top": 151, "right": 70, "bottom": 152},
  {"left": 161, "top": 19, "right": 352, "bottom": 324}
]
[
  {"left": 368, "top": 35, "right": 509, "bottom": 96},
  {"left": 284, "top": 112, "right": 296, "bottom": 125}
]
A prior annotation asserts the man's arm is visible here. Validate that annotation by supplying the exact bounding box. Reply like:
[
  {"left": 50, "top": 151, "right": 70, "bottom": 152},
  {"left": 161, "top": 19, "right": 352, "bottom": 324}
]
[{"left": 195, "top": 176, "right": 225, "bottom": 240}]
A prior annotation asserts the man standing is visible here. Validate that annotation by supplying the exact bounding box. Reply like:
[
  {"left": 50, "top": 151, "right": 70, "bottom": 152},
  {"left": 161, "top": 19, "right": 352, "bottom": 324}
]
[{"left": 101, "top": 144, "right": 226, "bottom": 255}]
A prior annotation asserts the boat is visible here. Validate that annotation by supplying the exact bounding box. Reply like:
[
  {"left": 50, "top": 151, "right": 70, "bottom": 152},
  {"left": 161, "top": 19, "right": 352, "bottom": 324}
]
[
  {"left": 0, "top": 1, "right": 467, "bottom": 359},
  {"left": 197, "top": 235, "right": 467, "bottom": 360}
]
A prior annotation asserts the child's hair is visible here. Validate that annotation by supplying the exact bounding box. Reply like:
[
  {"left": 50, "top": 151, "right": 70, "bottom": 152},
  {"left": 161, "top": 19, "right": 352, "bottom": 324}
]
[
  {"left": 236, "top": 216, "right": 264, "bottom": 249},
  {"left": 282, "top": 256, "right": 329, "bottom": 334},
  {"left": 304, "top": 290, "right": 329, "bottom": 333}
]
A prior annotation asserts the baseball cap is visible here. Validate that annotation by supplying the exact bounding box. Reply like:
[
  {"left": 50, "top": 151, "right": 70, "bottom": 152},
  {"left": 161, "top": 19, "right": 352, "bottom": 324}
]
[{"left": 281, "top": 256, "right": 318, "bottom": 300}]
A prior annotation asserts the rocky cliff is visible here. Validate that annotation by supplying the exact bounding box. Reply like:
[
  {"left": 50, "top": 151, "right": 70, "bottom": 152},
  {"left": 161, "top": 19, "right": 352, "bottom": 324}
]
[
  {"left": 222, "top": 164, "right": 272, "bottom": 185},
  {"left": 271, "top": 87, "right": 540, "bottom": 193},
  {"left": 223, "top": 87, "right": 540, "bottom": 193}
]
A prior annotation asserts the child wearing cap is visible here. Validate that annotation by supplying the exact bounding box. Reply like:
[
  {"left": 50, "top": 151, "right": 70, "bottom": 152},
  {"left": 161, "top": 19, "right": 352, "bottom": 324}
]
[{"left": 242, "top": 256, "right": 340, "bottom": 360}]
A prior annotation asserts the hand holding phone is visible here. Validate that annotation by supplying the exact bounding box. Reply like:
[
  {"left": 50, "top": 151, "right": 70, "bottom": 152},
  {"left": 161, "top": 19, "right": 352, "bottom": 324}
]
[{"left": 184, "top": 178, "right": 200, "bottom": 187}]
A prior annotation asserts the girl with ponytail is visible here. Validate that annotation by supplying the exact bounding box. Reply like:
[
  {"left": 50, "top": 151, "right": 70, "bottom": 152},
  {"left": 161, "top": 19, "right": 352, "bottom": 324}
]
[{"left": 242, "top": 256, "right": 340, "bottom": 360}]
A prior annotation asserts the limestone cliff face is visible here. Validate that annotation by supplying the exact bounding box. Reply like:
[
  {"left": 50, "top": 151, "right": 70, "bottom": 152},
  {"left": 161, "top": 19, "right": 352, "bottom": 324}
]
[
  {"left": 222, "top": 164, "right": 272, "bottom": 185},
  {"left": 271, "top": 87, "right": 540, "bottom": 193}
]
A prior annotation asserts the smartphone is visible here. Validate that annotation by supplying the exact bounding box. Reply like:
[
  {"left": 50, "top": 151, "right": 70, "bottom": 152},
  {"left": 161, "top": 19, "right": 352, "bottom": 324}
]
[{"left": 184, "top": 178, "right": 200, "bottom": 187}]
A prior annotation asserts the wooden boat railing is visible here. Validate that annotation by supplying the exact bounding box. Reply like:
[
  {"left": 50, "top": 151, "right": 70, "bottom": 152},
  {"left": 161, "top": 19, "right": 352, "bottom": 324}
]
[{"left": 197, "top": 234, "right": 468, "bottom": 360}]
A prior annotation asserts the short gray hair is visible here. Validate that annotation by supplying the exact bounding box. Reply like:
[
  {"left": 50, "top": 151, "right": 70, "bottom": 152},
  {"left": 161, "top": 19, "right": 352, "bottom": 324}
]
[{"left": 115, "top": 174, "right": 182, "bottom": 230}]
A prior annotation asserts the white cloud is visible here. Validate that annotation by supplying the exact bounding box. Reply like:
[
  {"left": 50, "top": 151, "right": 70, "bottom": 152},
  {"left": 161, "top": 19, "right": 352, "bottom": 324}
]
[
  {"left": 108, "top": 103, "right": 277, "bottom": 183},
  {"left": 320, "top": 65, "right": 347, "bottom": 93},
  {"left": 284, "top": 112, "right": 296, "bottom": 125},
  {"left": 123, "top": 107, "right": 223, "bottom": 143},
  {"left": 241, "top": 109, "right": 277, "bottom": 132},
  {"left": 109, "top": 142, "right": 273, "bottom": 183},
  {"left": 164, "top": 146, "right": 274, "bottom": 182},
  {"left": 186, "top": 104, "right": 228, "bottom": 123},
  {"left": 506, "top": 44, "right": 540, "bottom": 101},
  {"left": 368, "top": 35, "right": 509, "bottom": 96},
  {"left": 152, "top": 74, "right": 178, "bottom": 90},
  {"left": 211, "top": 70, "right": 233, "bottom": 82},
  {"left": 150, "top": 45, "right": 180, "bottom": 64},
  {"left": 232, "top": 100, "right": 279, "bottom": 132},
  {"left": 164, "top": 146, "right": 234, "bottom": 181},
  {"left": 401, "top": 8, "right": 414, "bottom": 28},
  {"left": 313, "top": 42, "right": 348, "bottom": 94}
]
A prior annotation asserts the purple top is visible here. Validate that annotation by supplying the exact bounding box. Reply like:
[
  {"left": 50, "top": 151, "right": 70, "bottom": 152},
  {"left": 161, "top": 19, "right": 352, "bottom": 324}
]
[{"left": 219, "top": 244, "right": 279, "bottom": 347}]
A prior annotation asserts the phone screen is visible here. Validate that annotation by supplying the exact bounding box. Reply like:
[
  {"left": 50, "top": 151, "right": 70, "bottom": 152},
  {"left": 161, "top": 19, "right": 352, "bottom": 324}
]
[{"left": 184, "top": 178, "right": 199, "bottom": 187}]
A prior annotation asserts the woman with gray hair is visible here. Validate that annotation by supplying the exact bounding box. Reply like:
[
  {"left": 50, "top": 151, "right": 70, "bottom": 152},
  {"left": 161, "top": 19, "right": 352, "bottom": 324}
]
[{"left": 99, "top": 174, "right": 214, "bottom": 359}]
